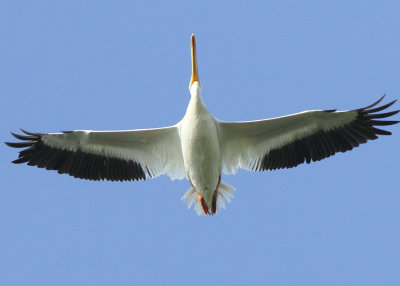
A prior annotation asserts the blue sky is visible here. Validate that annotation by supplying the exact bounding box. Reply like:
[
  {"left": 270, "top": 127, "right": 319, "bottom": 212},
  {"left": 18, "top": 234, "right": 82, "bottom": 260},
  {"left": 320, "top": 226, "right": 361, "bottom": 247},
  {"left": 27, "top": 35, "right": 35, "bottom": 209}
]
[{"left": 1, "top": 1, "right": 399, "bottom": 285}]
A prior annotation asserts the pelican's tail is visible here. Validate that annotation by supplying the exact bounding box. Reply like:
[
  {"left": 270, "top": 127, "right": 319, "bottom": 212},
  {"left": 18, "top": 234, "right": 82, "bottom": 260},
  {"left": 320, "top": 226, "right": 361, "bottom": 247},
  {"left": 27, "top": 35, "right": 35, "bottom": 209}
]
[{"left": 182, "top": 182, "right": 235, "bottom": 215}]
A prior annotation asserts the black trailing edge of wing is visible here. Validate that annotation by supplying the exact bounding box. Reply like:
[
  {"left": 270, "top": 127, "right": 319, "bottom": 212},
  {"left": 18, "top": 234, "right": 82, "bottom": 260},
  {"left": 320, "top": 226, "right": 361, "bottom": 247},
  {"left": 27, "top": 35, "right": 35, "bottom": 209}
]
[
  {"left": 256, "top": 95, "right": 399, "bottom": 171},
  {"left": 5, "top": 128, "right": 146, "bottom": 182}
]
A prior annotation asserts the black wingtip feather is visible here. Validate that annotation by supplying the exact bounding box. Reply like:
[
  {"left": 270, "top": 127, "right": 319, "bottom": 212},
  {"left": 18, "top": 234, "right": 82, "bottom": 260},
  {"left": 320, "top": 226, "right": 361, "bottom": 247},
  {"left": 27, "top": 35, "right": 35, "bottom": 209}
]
[
  {"left": 11, "top": 132, "right": 37, "bottom": 141},
  {"left": 365, "top": 110, "right": 400, "bottom": 119},
  {"left": 363, "top": 100, "right": 397, "bottom": 114},
  {"left": 19, "top": 128, "right": 40, "bottom": 136},
  {"left": 5, "top": 141, "right": 34, "bottom": 148},
  {"left": 361, "top": 94, "right": 386, "bottom": 110}
]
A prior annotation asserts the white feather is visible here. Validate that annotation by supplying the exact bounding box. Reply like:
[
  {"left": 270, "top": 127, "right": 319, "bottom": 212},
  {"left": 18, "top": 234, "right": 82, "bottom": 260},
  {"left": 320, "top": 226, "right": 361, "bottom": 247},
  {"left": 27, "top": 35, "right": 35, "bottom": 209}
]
[{"left": 181, "top": 182, "right": 235, "bottom": 215}]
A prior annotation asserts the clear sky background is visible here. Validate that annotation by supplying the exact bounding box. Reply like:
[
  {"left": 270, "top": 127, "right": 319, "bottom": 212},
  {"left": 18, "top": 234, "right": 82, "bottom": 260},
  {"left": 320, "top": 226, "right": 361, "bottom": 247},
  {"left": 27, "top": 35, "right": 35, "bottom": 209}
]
[{"left": 1, "top": 1, "right": 399, "bottom": 285}]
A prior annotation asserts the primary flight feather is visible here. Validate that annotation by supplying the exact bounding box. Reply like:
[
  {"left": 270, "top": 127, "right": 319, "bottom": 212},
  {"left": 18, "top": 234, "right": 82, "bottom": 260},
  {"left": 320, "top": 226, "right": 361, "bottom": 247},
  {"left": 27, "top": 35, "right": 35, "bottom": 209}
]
[{"left": 6, "top": 34, "right": 399, "bottom": 215}]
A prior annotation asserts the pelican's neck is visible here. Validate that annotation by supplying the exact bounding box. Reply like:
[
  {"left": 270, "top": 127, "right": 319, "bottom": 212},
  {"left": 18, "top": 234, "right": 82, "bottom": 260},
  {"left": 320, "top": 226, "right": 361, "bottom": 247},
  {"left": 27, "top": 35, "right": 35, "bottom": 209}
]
[{"left": 189, "top": 81, "right": 206, "bottom": 110}]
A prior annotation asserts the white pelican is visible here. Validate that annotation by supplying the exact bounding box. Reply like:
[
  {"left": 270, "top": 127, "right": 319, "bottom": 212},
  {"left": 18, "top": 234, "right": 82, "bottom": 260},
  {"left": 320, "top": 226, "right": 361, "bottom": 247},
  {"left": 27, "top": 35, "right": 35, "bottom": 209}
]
[{"left": 6, "top": 34, "right": 399, "bottom": 215}]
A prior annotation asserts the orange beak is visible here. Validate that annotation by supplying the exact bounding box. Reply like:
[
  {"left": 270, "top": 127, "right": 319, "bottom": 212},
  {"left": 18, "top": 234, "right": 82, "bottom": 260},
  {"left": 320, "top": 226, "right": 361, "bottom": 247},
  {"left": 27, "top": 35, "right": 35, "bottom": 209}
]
[{"left": 190, "top": 34, "right": 200, "bottom": 87}]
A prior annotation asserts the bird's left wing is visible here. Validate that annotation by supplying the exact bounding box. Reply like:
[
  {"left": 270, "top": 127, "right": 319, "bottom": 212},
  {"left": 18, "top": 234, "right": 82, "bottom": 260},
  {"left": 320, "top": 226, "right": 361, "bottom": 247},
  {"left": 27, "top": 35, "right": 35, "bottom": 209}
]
[
  {"left": 6, "top": 125, "right": 185, "bottom": 181},
  {"left": 217, "top": 96, "right": 398, "bottom": 174}
]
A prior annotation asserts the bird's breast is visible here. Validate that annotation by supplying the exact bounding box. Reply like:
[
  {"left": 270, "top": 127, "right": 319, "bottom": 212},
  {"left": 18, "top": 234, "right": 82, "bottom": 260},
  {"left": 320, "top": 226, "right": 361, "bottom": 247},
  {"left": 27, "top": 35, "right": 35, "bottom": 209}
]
[{"left": 180, "top": 112, "right": 221, "bottom": 196}]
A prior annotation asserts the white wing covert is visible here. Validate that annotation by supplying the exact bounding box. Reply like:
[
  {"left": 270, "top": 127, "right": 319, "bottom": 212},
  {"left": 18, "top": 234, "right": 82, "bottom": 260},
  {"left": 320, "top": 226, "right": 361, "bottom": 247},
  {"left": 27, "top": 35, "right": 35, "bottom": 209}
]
[
  {"left": 6, "top": 126, "right": 185, "bottom": 181},
  {"left": 218, "top": 96, "right": 399, "bottom": 174}
]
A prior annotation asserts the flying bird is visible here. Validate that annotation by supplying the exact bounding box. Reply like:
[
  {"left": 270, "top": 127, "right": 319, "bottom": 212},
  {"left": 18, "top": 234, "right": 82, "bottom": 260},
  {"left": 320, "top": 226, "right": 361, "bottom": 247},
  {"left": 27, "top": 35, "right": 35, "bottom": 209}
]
[{"left": 6, "top": 34, "right": 399, "bottom": 215}]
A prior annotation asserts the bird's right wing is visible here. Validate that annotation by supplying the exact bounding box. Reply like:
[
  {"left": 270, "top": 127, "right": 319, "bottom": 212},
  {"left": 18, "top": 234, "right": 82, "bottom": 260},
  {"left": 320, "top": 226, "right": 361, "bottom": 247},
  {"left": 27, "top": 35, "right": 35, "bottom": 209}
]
[
  {"left": 217, "top": 96, "right": 398, "bottom": 174},
  {"left": 6, "top": 125, "right": 185, "bottom": 181}
]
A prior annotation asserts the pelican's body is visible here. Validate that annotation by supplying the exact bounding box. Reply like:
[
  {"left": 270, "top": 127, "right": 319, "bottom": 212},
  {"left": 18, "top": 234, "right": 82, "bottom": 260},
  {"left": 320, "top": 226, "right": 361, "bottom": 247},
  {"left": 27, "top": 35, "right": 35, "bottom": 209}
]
[
  {"left": 181, "top": 82, "right": 222, "bottom": 213},
  {"left": 6, "top": 34, "right": 399, "bottom": 215}
]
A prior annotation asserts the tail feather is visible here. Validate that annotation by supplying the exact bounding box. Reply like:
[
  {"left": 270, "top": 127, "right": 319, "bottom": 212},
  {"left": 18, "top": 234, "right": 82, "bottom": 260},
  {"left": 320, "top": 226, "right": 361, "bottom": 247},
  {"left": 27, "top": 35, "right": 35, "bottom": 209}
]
[{"left": 181, "top": 182, "right": 235, "bottom": 215}]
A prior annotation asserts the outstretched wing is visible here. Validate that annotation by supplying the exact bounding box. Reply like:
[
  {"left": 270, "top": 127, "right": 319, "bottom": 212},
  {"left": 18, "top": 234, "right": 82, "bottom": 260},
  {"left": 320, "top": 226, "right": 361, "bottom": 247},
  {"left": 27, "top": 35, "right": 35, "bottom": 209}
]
[
  {"left": 218, "top": 96, "right": 399, "bottom": 174},
  {"left": 6, "top": 125, "right": 185, "bottom": 181}
]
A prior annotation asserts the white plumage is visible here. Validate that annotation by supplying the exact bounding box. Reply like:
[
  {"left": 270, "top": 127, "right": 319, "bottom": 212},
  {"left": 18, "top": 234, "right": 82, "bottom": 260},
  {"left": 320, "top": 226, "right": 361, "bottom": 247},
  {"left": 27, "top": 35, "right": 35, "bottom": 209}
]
[{"left": 6, "top": 34, "right": 399, "bottom": 215}]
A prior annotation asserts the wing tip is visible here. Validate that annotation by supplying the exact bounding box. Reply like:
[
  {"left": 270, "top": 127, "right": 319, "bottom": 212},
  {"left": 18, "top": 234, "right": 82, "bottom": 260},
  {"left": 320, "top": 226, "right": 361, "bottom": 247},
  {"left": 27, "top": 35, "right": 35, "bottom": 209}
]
[
  {"left": 361, "top": 94, "right": 386, "bottom": 110},
  {"left": 19, "top": 127, "right": 41, "bottom": 136}
]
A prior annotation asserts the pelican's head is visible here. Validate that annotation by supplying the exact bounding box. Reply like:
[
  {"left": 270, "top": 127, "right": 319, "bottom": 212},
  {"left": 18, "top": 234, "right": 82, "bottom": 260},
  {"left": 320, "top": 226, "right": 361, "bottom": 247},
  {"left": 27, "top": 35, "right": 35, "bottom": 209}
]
[{"left": 189, "top": 34, "right": 201, "bottom": 90}]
